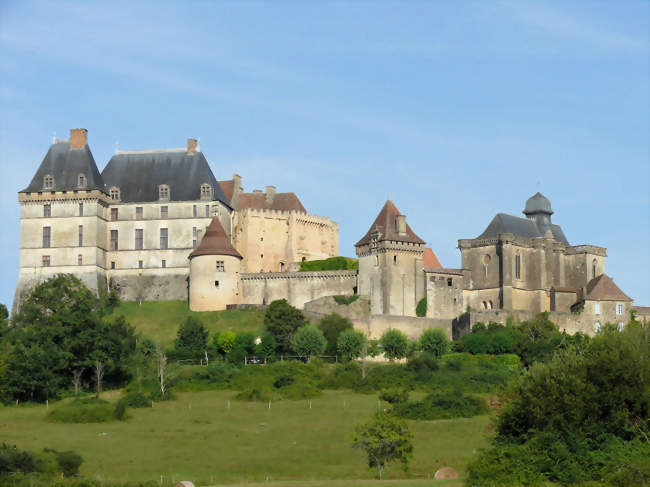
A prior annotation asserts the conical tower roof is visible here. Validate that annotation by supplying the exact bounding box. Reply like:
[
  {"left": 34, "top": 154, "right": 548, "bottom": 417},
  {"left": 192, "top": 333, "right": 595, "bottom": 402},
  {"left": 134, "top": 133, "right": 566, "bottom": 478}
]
[
  {"left": 355, "top": 200, "right": 425, "bottom": 247},
  {"left": 189, "top": 218, "right": 242, "bottom": 259}
]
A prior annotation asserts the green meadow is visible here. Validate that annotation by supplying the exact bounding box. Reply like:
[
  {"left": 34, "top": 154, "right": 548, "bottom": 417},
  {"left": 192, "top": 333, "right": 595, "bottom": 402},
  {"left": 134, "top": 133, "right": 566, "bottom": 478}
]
[{"left": 0, "top": 389, "right": 490, "bottom": 486}]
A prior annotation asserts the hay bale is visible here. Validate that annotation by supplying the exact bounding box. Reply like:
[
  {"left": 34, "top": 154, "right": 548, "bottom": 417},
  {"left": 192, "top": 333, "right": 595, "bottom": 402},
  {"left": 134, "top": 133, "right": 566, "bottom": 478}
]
[
  {"left": 174, "top": 482, "right": 195, "bottom": 487},
  {"left": 434, "top": 466, "right": 458, "bottom": 480}
]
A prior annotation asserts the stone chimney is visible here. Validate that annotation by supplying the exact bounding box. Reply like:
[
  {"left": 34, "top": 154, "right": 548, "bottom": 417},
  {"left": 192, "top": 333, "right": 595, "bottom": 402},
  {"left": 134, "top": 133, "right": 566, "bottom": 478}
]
[
  {"left": 233, "top": 174, "right": 242, "bottom": 192},
  {"left": 253, "top": 189, "right": 262, "bottom": 193},
  {"left": 396, "top": 215, "right": 407, "bottom": 236},
  {"left": 266, "top": 185, "right": 276, "bottom": 204},
  {"left": 187, "top": 138, "right": 198, "bottom": 155},
  {"left": 70, "top": 128, "right": 88, "bottom": 149}
]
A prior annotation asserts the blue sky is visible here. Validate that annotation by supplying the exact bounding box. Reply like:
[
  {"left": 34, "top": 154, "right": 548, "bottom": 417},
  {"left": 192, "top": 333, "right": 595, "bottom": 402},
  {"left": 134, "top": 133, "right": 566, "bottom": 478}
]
[{"left": 1, "top": 1, "right": 648, "bottom": 309}]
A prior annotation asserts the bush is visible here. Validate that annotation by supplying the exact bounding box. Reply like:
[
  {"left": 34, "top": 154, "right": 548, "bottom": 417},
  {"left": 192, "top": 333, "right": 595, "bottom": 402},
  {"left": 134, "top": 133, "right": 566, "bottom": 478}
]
[
  {"left": 355, "top": 364, "right": 415, "bottom": 393},
  {"left": 279, "top": 382, "right": 322, "bottom": 400},
  {"left": 337, "top": 329, "right": 367, "bottom": 361},
  {"left": 415, "top": 298, "right": 427, "bottom": 317},
  {"left": 299, "top": 256, "right": 358, "bottom": 272},
  {"left": 319, "top": 361, "right": 362, "bottom": 389},
  {"left": 46, "top": 398, "right": 123, "bottom": 423},
  {"left": 234, "top": 387, "right": 274, "bottom": 402},
  {"left": 0, "top": 443, "right": 84, "bottom": 479},
  {"left": 48, "top": 449, "right": 83, "bottom": 477},
  {"left": 380, "top": 329, "right": 408, "bottom": 361},
  {"left": 113, "top": 399, "right": 128, "bottom": 420},
  {"left": 392, "top": 390, "right": 488, "bottom": 420},
  {"left": 405, "top": 352, "right": 440, "bottom": 382},
  {"left": 318, "top": 313, "right": 353, "bottom": 355},
  {"left": 379, "top": 388, "right": 409, "bottom": 404},
  {"left": 273, "top": 374, "right": 295, "bottom": 388},
  {"left": 419, "top": 328, "right": 448, "bottom": 357},
  {"left": 122, "top": 391, "right": 151, "bottom": 408}
]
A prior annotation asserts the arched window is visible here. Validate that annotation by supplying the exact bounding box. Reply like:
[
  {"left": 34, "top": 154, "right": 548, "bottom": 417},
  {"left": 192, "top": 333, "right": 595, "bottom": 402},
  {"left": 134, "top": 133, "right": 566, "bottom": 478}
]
[
  {"left": 200, "top": 183, "right": 212, "bottom": 199},
  {"left": 482, "top": 301, "right": 487, "bottom": 310},
  {"left": 393, "top": 255, "right": 397, "bottom": 265},
  {"left": 43, "top": 174, "right": 54, "bottom": 189},
  {"left": 488, "top": 300, "right": 493, "bottom": 310},
  {"left": 109, "top": 187, "right": 120, "bottom": 201},
  {"left": 482, "top": 254, "right": 491, "bottom": 278},
  {"left": 594, "top": 321, "right": 601, "bottom": 333},
  {"left": 77, "top": 173, "right": 87, "bottom": 188},
  {"left": 279, "top": 262, "right": 285, "bottom": 272},
  {"left": 159, "top": 184, "right": 170, "bottom": 201}
]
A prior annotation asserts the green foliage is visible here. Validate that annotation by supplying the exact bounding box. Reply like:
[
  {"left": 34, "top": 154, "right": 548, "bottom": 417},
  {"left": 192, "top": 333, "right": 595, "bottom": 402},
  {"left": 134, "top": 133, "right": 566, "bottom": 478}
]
[
  {"left": 336, "top": 329, "right": 367, "bottom": 361},
  {"left": 318, "top": 313, "right": 353, "bottom": 355},
  {"left": 264, "top": 299, "right": 307, "bottom": 353},
  {"left": 0, "top": 443, "right": 84, "bottom": 479},
  {"left": 291, "top": 325, "right": 327, "bottom": 360},
  {"left": 227, "top": 332, "right": 256, "bottom": 364},
  {"left": 121, "top": 391, "right": 150, "bottom": 408},
  {"left": 0, "top": 304, "right": 8, "bottom": 339},
  {"left": 468, "top": 322, "right": 650, "bottom": 486},
  {"left": 379, "top": 329, "right": 408, "bottom": 361},
  {"left": 415, "top": 298, "right": 427, "bottom": 317},
  {"left": 216, "top": 330, "right": 236, "bottom": 355},
  {"left": 392, "top": 390, "right": 488, "bottom": 420},
  {"left": 234, "top": 387, "right": 275, "bottom": 402},
  {"left": 379, "top": 388, "right": 408, "bottom": 404},
  {"left": 172, "top": 316, "right": 208, "bottom": 360},
  {"left": 333, "top": 294, "right": 360, "bottom": 305},
  {"left": 0, "top": 275, "right": 136, "bottom": 403},
  {"left": 46, "top": 449, "right": 83, "bottom": 477},
  {"left": 255, "top": 331, "right": 276, "bottom": 361},
  {"left": 419, "top": 328, "right": 448, "bottom": 357},
  {"left": 299, "top": 256, "right": 358, "bottom": 272},
  {"left": 352, "top": 412, "right": 414, "bottom": 479},
  {"left": 46, "top": 398, "right": 128, "bottom": 423}
]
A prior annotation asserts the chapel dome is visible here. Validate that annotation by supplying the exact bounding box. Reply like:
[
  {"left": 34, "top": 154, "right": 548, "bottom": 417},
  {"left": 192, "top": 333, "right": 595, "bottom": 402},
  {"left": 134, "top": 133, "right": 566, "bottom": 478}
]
[{"left": 523, "top": 192, "right": 553, "bottom": 216}]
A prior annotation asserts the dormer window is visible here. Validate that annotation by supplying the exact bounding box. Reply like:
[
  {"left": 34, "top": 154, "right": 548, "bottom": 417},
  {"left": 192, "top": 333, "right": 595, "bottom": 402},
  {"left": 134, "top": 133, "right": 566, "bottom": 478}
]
[
  {"left": 43, "top": 175, "right": 54, "bottom": 190},
  {"left": 78, "top": 174, "right": 87, "bottom": 188},
  {"left": 200, "top": 184, "right": 212, "bottom": 199},
  {"left": 110, "top": 187, "right": 120, "bottom": 201},
  {"left": 159, "top": 184, "right": 170, "bottom": 201}
]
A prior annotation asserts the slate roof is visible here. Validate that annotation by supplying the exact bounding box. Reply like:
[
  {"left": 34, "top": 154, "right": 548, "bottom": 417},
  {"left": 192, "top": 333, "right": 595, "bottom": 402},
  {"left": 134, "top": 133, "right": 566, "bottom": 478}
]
[
  {"left": 477, "top": 213, "right": 569, "bottom": 244},
  {"left": 101, "top": 150, "right": 229, "bottom": 205},
  {"left": 423, "top": 247, "right": 442, "bottom": 268},
  {"left": 524, "top": 192, "right": 553, "bottom": 215},
  {"left": 21, "top": 140, "right": 106, "bottom": 193},
  {"left": 237, "top": 192, "right": 306, "bottom": 213},
  {"left": 188, "top": 217, "right": 242, "bottom": 259},
  {"left": 584, "top": 274, "right": 632, "bottom": 302},
  {"left": 356, "top": 200, "right": 425, "bottom": 247}
]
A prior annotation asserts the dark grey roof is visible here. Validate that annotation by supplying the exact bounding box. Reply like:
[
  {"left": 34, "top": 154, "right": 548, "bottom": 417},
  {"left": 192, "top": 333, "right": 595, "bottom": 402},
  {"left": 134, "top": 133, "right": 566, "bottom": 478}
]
[
  {"left": 477, "top": 213, "right": 569, "bottom": 244},
  {"left": 101, "top": 150, "right": 229, "bottom": 205},
  {"left": 20, "top": 141, "right": 106, "bottom": 193},
  {"left": 524, "top": 192, "right": 553, "bottom": 215}
]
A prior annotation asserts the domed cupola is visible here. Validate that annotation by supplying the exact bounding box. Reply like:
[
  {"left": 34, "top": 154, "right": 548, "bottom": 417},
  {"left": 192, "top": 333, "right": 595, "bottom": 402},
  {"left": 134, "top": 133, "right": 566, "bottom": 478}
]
[{"left": 523, "top": 192, "right": 553, "bottom": 234}]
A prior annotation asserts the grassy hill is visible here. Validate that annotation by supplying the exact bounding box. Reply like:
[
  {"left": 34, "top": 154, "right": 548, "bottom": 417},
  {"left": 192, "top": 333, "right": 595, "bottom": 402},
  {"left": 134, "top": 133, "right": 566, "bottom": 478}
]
[
  {"left": 112, "top": 301, "right": 265, "bottom": 346},
  {"left": 0, "top": 389, "right": 489, "bottom": 485}
]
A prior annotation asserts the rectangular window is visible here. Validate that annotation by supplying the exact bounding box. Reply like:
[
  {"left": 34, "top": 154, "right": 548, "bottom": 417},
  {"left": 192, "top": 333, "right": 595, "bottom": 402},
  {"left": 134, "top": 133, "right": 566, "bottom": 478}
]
[
  {"left": 135, "top": 229, "right": 143, "bottom": 250},
  {"left": 79, "top": 203, "right": 83, "bottom": 216},
  {"left": 161, "top": 259, "right": 166, "bottom": 268},
  {"left": 44, "top": 204, "right": 51, "bottom": 217},
  {"left": 616, "top": 303, "right": 623, "bottom": 315},
  {"left": 192, "top": 227, "right": 197, "bottom": 248},
  {"left": 160, "top": 206, "right": 168, "bottom": 219},
  {"left": 43, "top": 226, "right": 51, "bottom": 248},
  {"left": 78, "top": 225, "right": 83, "bottom": 247},
  {"left": 515, "top": 255, "right": 521, "bottom": 279},
  {"left": 111, "top": 261, "right": 115, "bottom": 269},
  {"left": 110, "top": 230, "right": 118, "bottom": 250},
  {"left": 205, "top": 204, "right": 210, "bottom": 217},
  {"left": 77, "top": 254, "right": 83, "bottom": 266},
  {"left": 595, "top": 302, "right": 600, "bottom": 315},
  {"left": 160, "top": 228, "right": 168, "bottom": 249},
  {"left": 193, "top": 205, "right": 197, "bottom": 217},
  {"left": 216, "top": 260, "right": 225, "bottom": 272},
  {"left": 136, "top": 207, "right": 143, "bottom": 220},
  {"left": 111, "top": 208, "right": 118, "bottom": 221},
  {"left": 447, "top": 278, "right": 453, "bottom": 287},
  {"left": 42, "top": 255, "right": 50, "bottom": 267},
  {"left": 138, "top": 260, "right": 143, "bottom": 269},
  {"left": 212, "top": 205, "right": 218, "bottom": 217}
]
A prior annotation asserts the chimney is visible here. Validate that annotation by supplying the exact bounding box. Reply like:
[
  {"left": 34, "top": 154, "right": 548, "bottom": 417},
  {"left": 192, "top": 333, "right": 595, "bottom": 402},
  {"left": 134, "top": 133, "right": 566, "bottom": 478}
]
[
  {"left": 266, "top": 185, "right": 276, "bottom": 204},
  {"left": 187, "top": 138, "right": 198, "bottom": 155},
  {"left": 233, "top": 174, "right": 242, "bottom": 192},
  {"left": 396, "top": 215, "right": 407, "bottom": 236},
  {"left": 70, "top": 128, "right": 88, "bottom": 149},
  {"left": 253, "top": 189, "right": 262, "bottom": 193}
]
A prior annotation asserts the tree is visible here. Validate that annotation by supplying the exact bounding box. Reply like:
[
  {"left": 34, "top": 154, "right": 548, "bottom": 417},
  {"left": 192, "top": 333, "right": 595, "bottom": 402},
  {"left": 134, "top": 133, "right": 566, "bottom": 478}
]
[
  {"left": 0, "top": 304, "right": 9, "bottom": 339},
  {"left": 173, "top": 317, "right": 208, "bottom": 360},
  {"left": 264, "top": 299, "right": 307, "bottom": 353},
  {"left": 380, "top": 329, "right": 408, "bottom": 361},
  {"left": 415, "top": 298, "right": 427, "bottom": 317},
  {"left": 291, "top": 325, "right": 326, "bottom": 361},
  {"left": 337, "top": 329, "right": 367, "bottom": 361},
  {"left": 318, "top": 313, "right": 353, "bottom": 356},
  {"left": 255, "top": 332, "right": 277, "bottom": 361},
  {"left": 419, "top": 328, "right": 449, "bottom": 358},
  {"left": 228, "top": 332, "right": 256, "bottom": 364},
  {"left": 352, "top": 412, "right": 414, "bottom": 479},
  {"left": 154, "top": 345, "right": 180, "bottom": 400},
  {"left": 217, "top": 330, "right": 236, "bottom": 356}
]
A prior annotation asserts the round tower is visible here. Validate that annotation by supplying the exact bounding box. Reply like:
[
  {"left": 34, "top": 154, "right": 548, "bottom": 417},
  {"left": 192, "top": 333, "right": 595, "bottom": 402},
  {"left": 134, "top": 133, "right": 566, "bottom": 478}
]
[{"left": 189, "top": 217, "right": 243, "bottom": 311}]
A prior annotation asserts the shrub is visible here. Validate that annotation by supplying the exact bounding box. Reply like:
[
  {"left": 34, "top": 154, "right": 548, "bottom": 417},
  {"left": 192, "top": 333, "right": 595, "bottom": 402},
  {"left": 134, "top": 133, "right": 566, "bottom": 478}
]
[
  {"left": 291, "top": 325, "right": 327, "bottom": 360},
  {"left": 279, "top": 382, "right": 322, "bottom": 400},
  {"left": 113, "top": 399, "right": 128, "bottom": 420},
  {"left": 49, "top": 449, "right": 83, "bottom": 477},
  {"left": 415, "top": 298, "right": 427, "bottom": 317},
  {"left": 273, "top": 374, "right": 295, "bottom": 388},
  {"left": 379, "top": 388, "right": 409, "bottom": 404},
  {"left": 299, "top": 256, "right": 358, "bottom": 271},
  {"left": 333, "top": 294, "right": 360, "bottom": 305},
  {"left": 380, "top": 329, "right": 408, "bottom": 361},
  {"left": 318, "top": 313, "right": 353, "bottom": 355},
  {"left": 122, "top": 391, "right": 151, "bottom": 408},
  {"left": 405, "top": 351, "right": 440, "bottom": 383},
  {"left": 419, "top": 328, "right": 449, "bottom": 357},
  {"left": 392, "top": 390, "right": 488, "bottom": 420},
  {"left": 337, "top": 329, "right": 367, "bottom": 361},
  {"left": 46, "top": 398, "right": 121, "bottom": 423},
  {"left": 234, "top": 387, "right": 274, "bottom": 402},
  {"left": 356, "top": 364, "right": 414, "bottom": 393}
]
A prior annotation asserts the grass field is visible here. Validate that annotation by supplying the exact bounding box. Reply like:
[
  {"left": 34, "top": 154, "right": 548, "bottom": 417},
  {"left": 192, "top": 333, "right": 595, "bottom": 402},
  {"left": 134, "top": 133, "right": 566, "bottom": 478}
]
[
  {"left": 112, "top": 301, "right": 265, "bottom": 346},
  {"left": 0, "top": 390, "right": 491, "bottom": 486}
]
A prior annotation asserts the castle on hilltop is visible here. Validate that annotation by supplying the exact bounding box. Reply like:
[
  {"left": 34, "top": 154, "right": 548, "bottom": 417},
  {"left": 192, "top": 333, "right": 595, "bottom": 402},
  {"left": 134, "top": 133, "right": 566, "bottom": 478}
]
[{"left": 14, "top": 128, "right": 647, "bottom": 337}]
